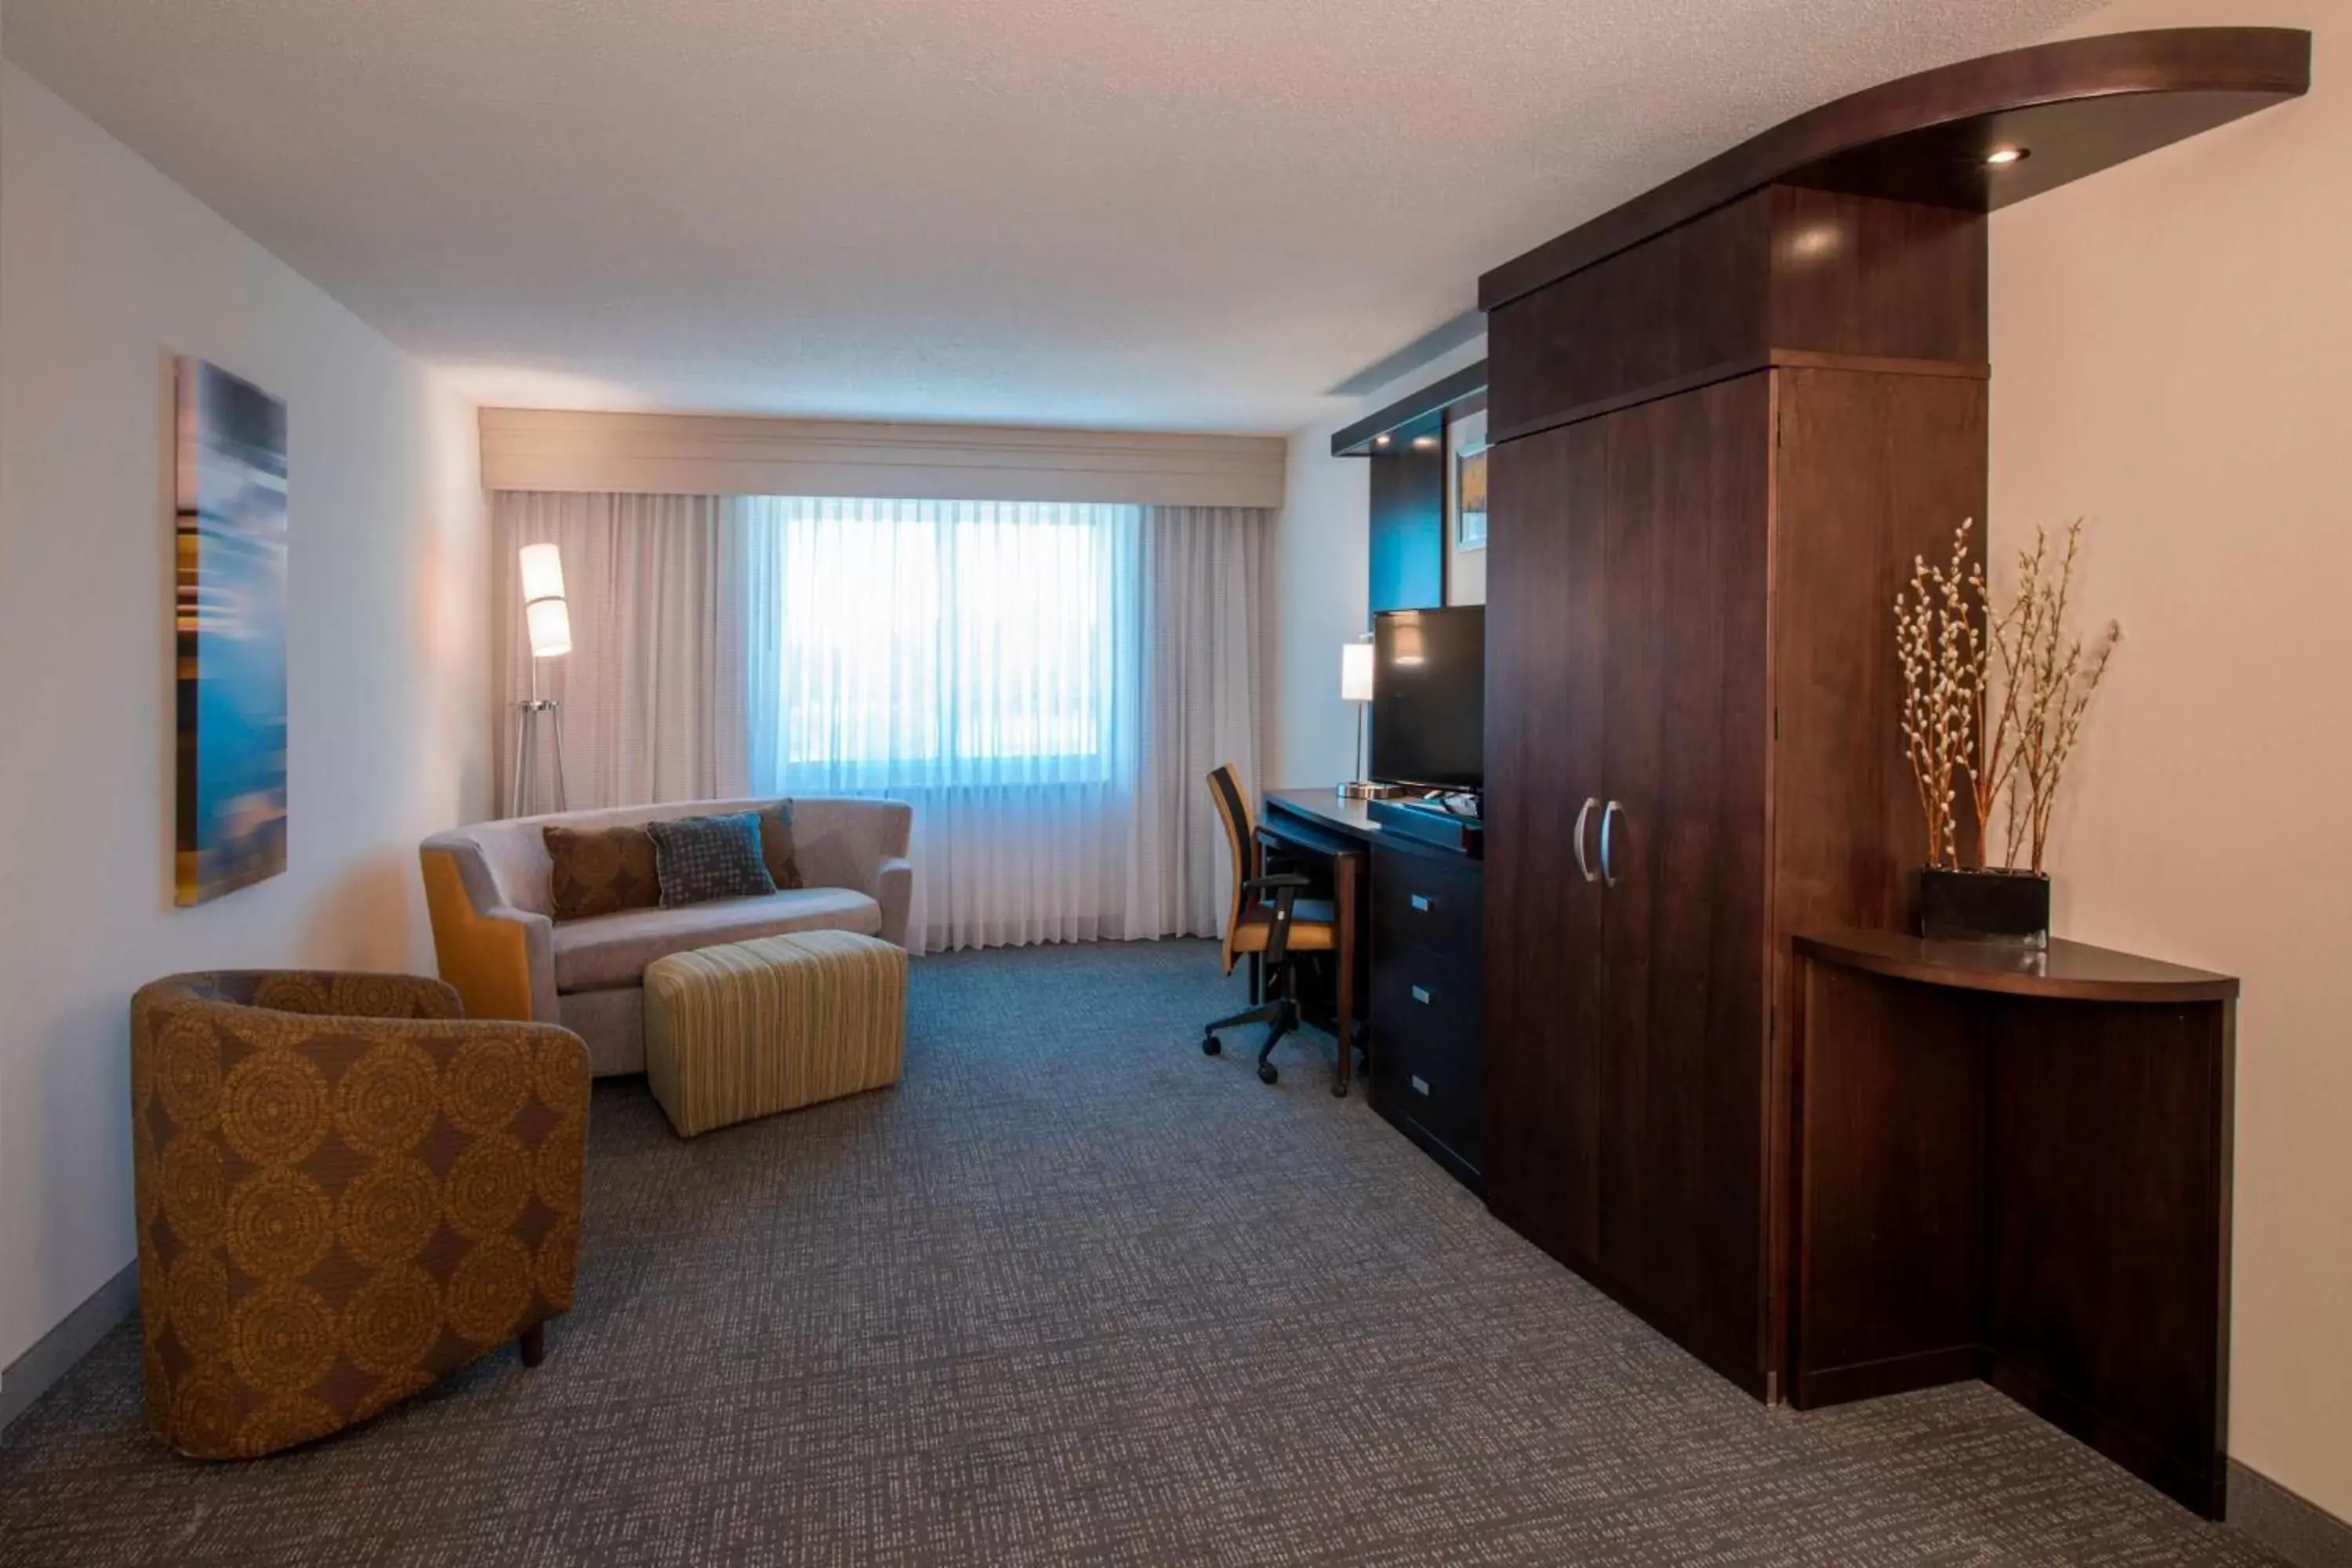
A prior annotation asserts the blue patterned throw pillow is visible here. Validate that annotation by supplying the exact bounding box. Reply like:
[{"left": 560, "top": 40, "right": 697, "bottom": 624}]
[{"left": 645, "top": 812, "right": 779, "bottom": 909}]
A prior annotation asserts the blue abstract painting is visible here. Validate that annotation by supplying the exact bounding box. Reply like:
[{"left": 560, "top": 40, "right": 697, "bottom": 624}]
[{"left": 175, "top": 358, "right": 288, "bottom": 906}]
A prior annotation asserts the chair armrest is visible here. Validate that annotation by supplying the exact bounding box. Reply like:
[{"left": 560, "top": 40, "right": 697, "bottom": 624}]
[
  {"left": 420, "top": 847, "right": 558, "bottom": 1022},
  {"left": 375, "top": 1016, "right": 589, "bottom": 1107},
  {"left": 341, "top": 1016, "right": 590, "bottom": 1301},
  {"left": 1242, "top": 874, "right": 1311, "bottom": 965},
  {"left": 874, "top": 855, "right": 914, "bottom": 949}
]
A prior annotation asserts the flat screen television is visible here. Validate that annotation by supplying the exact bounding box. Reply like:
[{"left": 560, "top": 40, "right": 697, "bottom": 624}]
[{"left": 1370, "top": 606, "right": 1484, "bottom": 792}]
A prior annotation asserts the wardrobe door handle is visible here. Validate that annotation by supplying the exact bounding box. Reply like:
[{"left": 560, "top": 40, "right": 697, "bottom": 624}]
[
  {"left": 1599, "top": 800, "right": 1623, "bottom": 888},
  {"left": 1572, "top": 797, "right": 1600, "bottom": 883}
]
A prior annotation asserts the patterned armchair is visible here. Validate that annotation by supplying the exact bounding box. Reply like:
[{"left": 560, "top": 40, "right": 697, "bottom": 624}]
[{"left": 129, "top": 970, "right": 591, "bottom": 1460}]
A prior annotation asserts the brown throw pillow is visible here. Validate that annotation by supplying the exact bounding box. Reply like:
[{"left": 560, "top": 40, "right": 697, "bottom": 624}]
[
  {"left": 756, "top": 800, "right": 807, "bottom": 891},
  {"left": 543, "top": 823, "right": 662, "bottom": 922}
]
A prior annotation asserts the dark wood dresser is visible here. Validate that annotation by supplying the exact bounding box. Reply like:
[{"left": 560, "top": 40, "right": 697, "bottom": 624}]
[
  {"left": 1261, "top": 791, "right": 1485, "bottom": 1188},
  {"left": 1367, "top": 840, "right": 1484, "bottom": 1185}
]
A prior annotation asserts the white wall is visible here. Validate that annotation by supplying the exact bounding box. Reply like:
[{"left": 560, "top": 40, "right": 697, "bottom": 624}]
[
  {"left": 1991, "top": 0, "right": 2350, "bottom": 1519},
  {"left": 0, "top": 63, "right": 489, "bottom": 1375},
  {"left": 1271, "top": 336, "right": 1486, "bottom": 788}
]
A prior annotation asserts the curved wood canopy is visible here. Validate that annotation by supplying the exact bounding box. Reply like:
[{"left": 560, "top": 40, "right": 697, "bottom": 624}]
[{"left": 1481, "top": 27, "right": 2311, "bottom": 310}]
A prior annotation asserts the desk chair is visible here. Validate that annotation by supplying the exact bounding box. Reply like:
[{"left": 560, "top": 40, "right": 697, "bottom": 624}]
[{"left": 1202, "top": 764, "right": 1356, "bottom": 1093}]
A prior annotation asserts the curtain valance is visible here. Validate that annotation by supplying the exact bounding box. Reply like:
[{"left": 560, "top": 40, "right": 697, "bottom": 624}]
[{"left": 479, "top": 408, "right": 1287, "bottom": 509}]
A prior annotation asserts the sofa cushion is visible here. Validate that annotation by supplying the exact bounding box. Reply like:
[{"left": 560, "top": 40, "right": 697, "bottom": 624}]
[
  {"left": 543, "top": 822, "right": 662, "bottom": 921},
  {"left": 647, "top": 812, "right": 777, "bottom": 908},
  {"left": 755, "top": 801, "right": 807, "bottom": 891},
  {"left": 550, "top": 888, "right": 883, "bottom": 993}
]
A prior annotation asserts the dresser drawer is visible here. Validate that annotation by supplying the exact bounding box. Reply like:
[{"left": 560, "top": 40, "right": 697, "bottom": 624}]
[
  {"left": 1371, "top": 843, "right": 1483, "bottom": 969},
  {"left": 1370, "top": 950, "right": 1483, "bottom": 1170}
]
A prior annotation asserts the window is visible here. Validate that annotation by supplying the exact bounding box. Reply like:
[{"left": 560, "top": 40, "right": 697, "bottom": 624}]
[{"left": 737, "top": 496, "right": 1138, "bottom": 790}]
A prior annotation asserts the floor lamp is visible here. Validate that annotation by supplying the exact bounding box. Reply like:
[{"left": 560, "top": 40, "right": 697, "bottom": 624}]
[{"left": 511, "top": 543, "right": 572, "bottom": 817}]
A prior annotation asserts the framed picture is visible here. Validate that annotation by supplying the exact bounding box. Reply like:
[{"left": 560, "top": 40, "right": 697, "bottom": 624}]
[
  {"left": 175, "top": 358, "right": 289, "bottom": 906},
  {"left": 1452, "top": 406, "right": 1488, "bottom": 551}
]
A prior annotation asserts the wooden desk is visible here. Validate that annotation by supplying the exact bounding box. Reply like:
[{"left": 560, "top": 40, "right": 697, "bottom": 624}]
[
  {"left": 1262, "top": 790, "right": 1485, "bottom": 1186},
  {"left": 1258, "top": 793, "right": 1372, "bottom": 1091},
  {"left": 1790, "top": 929, "right": 2237, "bottom": 1517}
]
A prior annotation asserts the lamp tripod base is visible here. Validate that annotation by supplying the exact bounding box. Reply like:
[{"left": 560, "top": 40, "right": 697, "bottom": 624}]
[{"left": 510, "top": 696, "right": 569, "bottom": 818}]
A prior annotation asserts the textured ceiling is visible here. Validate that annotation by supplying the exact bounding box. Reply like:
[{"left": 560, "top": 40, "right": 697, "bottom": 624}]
[{"left": 5, "top": 0, "right": 2104, "bottom": 430}]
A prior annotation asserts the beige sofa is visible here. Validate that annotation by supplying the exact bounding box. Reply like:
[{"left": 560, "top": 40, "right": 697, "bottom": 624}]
[{"left": 420, "top": 797, "right": 911, "bottom": 1075}]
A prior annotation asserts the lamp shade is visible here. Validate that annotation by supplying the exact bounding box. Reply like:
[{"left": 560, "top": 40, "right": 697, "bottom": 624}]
[
  {"left": 520, "top": 543, "right": 572, "bottom": 658},
  {"left": 518, "top": 543, "right": 567, "bottom": 604},
  {"left": 525, "top": 596, "right": 572, "bottom": 659},
  {"left": 1340, "top": 639, "right": 1375, "bottom": 703}
]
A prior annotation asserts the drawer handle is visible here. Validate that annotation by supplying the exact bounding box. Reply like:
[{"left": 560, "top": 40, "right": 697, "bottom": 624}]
[
  {"left": 1410, "top": 985, "right": 1432, "bottom": 1004},
  {"left": 1409, "top": 893, "right": 1432, "bottom": 913},
  {"left": 1410, "top": 1075, "right": 1430, "bottom": 1096}
]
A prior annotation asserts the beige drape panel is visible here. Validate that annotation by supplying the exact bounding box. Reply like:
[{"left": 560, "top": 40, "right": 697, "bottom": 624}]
[
  {"left": 492, "top": 492, "right": 745, "bottom": 813},
  {"left": 1127, "top": 506, "right": 1268, "bottom": 942}
]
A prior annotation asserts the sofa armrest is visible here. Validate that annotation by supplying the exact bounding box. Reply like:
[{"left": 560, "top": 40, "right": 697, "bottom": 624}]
[
  {"left": 421, "top": 846, "right": 559, "bottom": 1021},
  {"left": 874, "top": 855, "right": 913, "bottom": 949}
]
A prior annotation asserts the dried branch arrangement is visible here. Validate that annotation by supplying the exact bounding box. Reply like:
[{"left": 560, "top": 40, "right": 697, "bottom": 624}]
[
  {"left": 1894, "top": 517, "right": 2121, "bottom": 873},
  {"left": 1893, "top": 521, "right": 1980, "bottom": 869},
  {"left": 1996, "top": 521, "right": 2121, "bottom": 872}
]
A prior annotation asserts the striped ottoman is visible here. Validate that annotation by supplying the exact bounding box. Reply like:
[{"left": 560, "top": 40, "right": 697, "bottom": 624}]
[{"left": 642, "top": 930, "right": 907, "bottom": 1138}]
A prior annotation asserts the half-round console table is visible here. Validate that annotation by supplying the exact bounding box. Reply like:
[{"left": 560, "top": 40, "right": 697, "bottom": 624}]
[{"left": 1789, "top": 929, "right": 2238, "bottom": 1517}]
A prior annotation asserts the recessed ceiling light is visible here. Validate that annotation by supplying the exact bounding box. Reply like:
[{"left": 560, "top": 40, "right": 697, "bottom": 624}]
[
  {"left": 1985, "top": 146, "right": 2029, "bottom": 166},
  {"left": 1411, "top": 435, "right": 1438, "bottom": 449},
  {"left": 1374, "top": 434, "right": 1391, "bottom": 447}
]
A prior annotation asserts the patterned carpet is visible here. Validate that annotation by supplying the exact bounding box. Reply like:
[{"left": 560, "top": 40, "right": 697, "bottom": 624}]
[{"left": 0, "top": 940, "right": 2278, "bottom": 1566}]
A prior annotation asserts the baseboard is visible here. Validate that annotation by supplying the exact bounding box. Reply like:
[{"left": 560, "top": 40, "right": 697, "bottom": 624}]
[
  {"left": 1791, "top": 1344, "right": 1981, "bottom": 1410},
  {"left": 2231, "top": 1461, "right": 2352, "bottom": 1568},
  {"left": 0, "top": 1263, "right": 139, "bottom": 1437}
]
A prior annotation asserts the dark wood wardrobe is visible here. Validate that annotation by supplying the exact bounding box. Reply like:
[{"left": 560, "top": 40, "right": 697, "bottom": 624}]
[{"left": 1475, "top": 28, "right": 2309, "bottom": 1397}]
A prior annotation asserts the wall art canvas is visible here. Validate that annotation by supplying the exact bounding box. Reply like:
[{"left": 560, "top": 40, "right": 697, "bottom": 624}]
[
  {"left": 174, "top": 357, "right": 289, "bottom": 906},
  {"left": 1453, "top": 405, "right": 1488, "bottom": 551}
]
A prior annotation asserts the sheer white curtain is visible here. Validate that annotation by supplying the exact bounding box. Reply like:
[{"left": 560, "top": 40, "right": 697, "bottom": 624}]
[
  {"left": 492, "top": 492, "right": 744, "bottom": 811},
  {"left": 731, "top": 497, "right": 1265, "bottom": 953}
]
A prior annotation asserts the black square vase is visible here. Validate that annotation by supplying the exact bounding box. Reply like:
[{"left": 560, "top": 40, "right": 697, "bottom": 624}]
[{"left": 1918, "top": 867, "right": 2051, "bottom": 948}]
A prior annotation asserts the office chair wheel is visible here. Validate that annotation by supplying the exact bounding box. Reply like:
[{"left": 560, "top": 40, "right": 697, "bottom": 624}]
[
  {"left": 1201, "top": 1033, "right": 1221, "bottom": 1056},
  {"left": 1258, "top": 1062, "right": 1279, "bottom": 1086}
]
